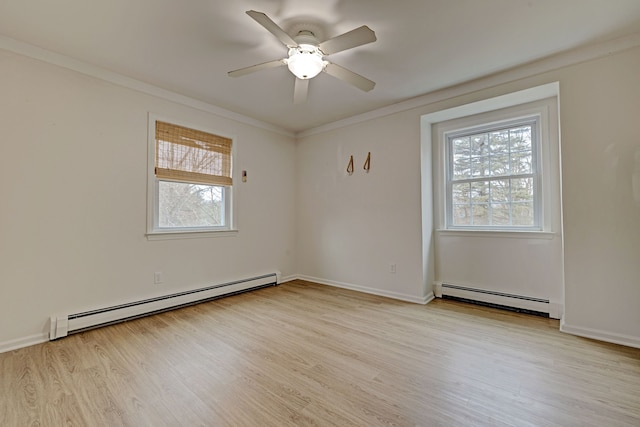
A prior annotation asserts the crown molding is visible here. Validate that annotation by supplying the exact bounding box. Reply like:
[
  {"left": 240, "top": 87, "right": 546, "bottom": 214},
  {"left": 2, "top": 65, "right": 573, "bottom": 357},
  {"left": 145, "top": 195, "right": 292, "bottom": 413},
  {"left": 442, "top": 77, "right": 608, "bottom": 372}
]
[
  {"left": 0, "top": 35, "right": 295, "bottom": 138},
  {"left": 2, "top": 30, "right": 639, "bottom": 140},
  {"left": 298, "top": 31, "right": 640, "bottom": 138}
]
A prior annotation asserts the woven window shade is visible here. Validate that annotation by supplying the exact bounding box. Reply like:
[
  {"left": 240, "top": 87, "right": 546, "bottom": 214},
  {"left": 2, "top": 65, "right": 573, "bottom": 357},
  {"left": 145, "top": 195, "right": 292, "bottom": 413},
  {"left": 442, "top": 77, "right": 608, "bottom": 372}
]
[{"left": 155, "top": 121, "right": 232, "bottom": 186}]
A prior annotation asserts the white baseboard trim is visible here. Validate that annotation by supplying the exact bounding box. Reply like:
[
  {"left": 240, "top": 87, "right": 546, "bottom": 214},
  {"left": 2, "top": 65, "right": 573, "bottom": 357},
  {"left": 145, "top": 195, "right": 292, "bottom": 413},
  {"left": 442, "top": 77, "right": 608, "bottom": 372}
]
[
  {"left": 278, "top": 274, "right": 298, "bottom": 284},
  {"left": 296, "top": 275, "right": 433, "bottom": 304},
  {"left": 0, "top": 333, "right": 49, "bottom": 354},
  {"left": 423, "top": 292, "right": 435, "bottom": 305},
  {"left": 560, "top": 318, "right": 640, "bottom": 349}
]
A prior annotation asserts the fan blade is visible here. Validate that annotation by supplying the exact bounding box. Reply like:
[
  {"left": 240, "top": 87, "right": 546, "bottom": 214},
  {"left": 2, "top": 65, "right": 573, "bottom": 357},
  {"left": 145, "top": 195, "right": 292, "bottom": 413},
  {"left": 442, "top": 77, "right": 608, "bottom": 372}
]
[
  {"left": 319, "top": 26, "right": 376, "bottom": 55},
  {"left": 324, "top": 63, "right": 375, "bottom": 92},
  {"left": 294, "top": 78, "right": 309, "bottom": 104},
  {"left": 246, "top": 10, "right": 297, "bottom": 47},
  {"left": 228, "top": 59, "right": 286, "bottom": 77}
]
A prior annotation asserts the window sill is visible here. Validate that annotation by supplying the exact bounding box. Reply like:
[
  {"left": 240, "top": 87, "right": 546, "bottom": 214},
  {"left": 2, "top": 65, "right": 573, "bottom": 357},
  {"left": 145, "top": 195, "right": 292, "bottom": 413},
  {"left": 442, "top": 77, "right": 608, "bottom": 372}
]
[
  {"left": 436, "top": 229, "right": 556, "bottom": 239},
  {"left": 146, "top": 229, "right": 238, "bottom": 241}
]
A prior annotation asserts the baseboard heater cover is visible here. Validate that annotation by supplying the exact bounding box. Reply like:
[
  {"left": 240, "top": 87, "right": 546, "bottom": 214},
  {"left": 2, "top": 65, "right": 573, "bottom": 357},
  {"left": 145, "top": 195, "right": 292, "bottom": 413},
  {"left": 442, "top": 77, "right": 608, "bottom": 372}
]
[
  {"left": 440, "top": 283, "right": 550, "bottom": 317},
  {"left": 50, "top": 273, "right": 279, "bottom": 340}
]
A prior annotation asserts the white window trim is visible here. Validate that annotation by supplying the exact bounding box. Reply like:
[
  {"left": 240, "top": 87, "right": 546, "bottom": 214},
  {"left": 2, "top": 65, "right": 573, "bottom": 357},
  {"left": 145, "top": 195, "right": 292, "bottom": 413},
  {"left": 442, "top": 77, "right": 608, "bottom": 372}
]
[
  {"left": 146, "top": 113, "right": 238, "bottom": 240},
  {"left": 421, "top": 82, "right": 561, "bottom": 237}
]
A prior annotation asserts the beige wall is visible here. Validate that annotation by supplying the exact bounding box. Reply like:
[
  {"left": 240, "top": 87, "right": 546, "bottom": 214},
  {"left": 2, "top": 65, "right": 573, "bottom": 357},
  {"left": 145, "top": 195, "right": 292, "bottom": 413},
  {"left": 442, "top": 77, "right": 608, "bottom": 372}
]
[
  {"left": 558, "top": 47, "right": 640, "bottom": 344},
  {"left": 295, "top": 113, "right": 428, "bottom": 302},
  {"left": 0, "top": 50, "right": 296, "bottom": 349},
  {"left": 2, "top": 42, "right": 639, "bottom": 350},
  {"left": 296, "top": 46, "right": 640, "bottom": 347}
]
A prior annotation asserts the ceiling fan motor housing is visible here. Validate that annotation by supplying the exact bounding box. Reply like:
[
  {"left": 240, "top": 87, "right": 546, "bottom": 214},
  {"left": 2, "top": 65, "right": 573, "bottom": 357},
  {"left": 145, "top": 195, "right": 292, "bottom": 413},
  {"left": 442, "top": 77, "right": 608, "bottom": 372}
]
[{"left": 286, "top": 35, "right": 326, "bottom": 80}]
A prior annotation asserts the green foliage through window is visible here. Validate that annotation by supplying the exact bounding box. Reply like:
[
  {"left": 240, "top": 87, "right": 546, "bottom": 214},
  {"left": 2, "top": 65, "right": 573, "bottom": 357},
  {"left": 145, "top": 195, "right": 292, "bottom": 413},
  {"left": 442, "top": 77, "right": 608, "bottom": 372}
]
[
  {"left": 158, "top": 181, "right": 224, "bottom": 228},
  {"left": 447, "top": 121, "right": 537, "bottom": 228}
]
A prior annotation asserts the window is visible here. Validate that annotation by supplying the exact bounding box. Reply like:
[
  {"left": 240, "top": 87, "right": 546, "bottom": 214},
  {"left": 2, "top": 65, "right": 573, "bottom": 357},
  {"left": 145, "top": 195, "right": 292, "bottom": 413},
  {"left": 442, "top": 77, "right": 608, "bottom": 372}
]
[
  {"left": 446, "top": 117, "right": 540, "bottom": 229},
  {"left": 427, "top": 91, "right": 560, "bottom": 234},
  {"left": 147, "top": 117, "right": 234, "bottom": 237}
]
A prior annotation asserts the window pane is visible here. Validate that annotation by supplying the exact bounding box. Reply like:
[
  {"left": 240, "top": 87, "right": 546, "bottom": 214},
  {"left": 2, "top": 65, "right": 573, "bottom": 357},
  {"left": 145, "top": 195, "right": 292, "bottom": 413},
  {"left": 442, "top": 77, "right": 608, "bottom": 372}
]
[
  {"left": 453, "top": 205, "right": 471, "bottom": 225},
  {"left": 470, "top": 181, "right": 489, "bottom": 203},
  {"left": 511, "top": 150, "right": 532, "bottom": 174},
  {"left": 452, "top": 137, "right": 470, "bottom": 157},
  {"left": 490, "top": 180, "right": 510, "bottom": 202},
  {"left": 452, "top": 154, "right": 470, "bottom": 179},
  {"left": 471, "top": 204, "right": 489, "bottom": 225},
  {"left": 512, "top": 202, "right": 534, "bottom": 225},
  {"left": 452, "top": 183, "right": 470, "bottom": 204},
  {"left": 510, "top": 126, "right": 532, "bottom": 151},
  {"left": 511, "top": 178, "right": 534, "bottom": 202},
  {"left": 471, "top": 156, "right": 490, "bottom": 177},
  {"left": 158, "top": 181, "right": 224, "bottom": 228},
  {"left": 491, "top": 203, "right": 511, "bottom": 225},
  {"left": 471, "top": 134, "right": 488, "bottom": 156},
  {"left": 490, "top": 154, "right": 510, "bottom": 176},
  {"left": 489, "top": 130, "right": 509, "bottom": 154}
]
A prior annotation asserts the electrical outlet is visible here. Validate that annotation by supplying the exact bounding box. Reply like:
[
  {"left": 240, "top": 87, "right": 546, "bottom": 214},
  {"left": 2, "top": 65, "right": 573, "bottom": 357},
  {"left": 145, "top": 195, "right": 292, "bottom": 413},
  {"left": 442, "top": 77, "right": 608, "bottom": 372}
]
[
  {"left": 154, "top": 271, "right": 163, "bottom": 284},
  {"left": 390, "top": 264, "right": 396, "bottom": 274}
]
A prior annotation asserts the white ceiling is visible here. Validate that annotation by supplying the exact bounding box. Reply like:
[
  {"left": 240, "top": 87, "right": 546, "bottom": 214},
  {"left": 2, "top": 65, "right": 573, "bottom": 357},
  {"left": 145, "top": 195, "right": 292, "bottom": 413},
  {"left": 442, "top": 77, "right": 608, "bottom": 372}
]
[{"left": 1, "top": 0, "right": 640, "bottom": 133}]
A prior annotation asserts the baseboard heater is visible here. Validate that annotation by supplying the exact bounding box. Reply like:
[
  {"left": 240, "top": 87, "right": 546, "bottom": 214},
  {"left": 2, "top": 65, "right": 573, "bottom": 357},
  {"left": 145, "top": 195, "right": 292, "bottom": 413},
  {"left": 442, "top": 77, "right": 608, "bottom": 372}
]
[
  {"left": 49, "top": 272, "right": 279, "bottom": 340},
  {"left": 440, "top": 283, "right": 550, "bottom": 317}
]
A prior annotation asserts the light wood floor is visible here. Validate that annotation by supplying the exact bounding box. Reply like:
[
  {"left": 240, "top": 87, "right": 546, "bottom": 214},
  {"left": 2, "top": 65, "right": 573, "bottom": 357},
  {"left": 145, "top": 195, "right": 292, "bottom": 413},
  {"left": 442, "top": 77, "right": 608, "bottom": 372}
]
[{"left": 1, "top": 280, "right": 639, "bottom": 426}]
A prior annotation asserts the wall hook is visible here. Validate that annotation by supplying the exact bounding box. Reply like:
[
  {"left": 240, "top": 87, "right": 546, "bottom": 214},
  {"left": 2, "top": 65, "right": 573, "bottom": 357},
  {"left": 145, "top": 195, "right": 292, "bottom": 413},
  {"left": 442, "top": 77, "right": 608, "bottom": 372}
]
[
  {"left": 363, "top": 152, "right": 371, "bottom": 173},
  {"left": 347, "top": 155, "right": 354, "bottom": 175}
]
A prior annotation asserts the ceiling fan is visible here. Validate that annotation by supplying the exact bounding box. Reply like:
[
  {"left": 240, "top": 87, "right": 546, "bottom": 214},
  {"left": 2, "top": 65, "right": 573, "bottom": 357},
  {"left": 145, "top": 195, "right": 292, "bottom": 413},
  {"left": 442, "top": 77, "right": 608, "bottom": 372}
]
[{"left": 228, "top": 10, "right": 377, "bottom": 104}]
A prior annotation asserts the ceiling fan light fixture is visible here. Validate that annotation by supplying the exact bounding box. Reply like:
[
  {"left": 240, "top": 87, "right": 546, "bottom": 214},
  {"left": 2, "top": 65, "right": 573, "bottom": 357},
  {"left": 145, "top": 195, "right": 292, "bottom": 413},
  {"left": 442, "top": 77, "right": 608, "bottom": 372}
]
[
  {"left": 229, "top": 11, "right": 377, "bottom": 102},
  {"left": 287, "top": 44, "right": 325, "bottom": 79}
]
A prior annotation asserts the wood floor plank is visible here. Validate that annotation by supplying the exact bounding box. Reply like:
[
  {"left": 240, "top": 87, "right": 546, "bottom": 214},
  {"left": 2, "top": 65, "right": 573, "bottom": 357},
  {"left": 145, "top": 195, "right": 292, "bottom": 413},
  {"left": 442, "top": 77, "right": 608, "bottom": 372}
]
[{"left": 1, "top": 280, "right": 639, "bottom": 426}]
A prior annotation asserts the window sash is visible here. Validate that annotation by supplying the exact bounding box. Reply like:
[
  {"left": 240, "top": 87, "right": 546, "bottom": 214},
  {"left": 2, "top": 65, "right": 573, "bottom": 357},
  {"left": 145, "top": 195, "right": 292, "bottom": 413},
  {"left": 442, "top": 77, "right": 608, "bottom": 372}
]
[
  {"left": 155, "top": 180, "right": 227, "bottom": 230},
  {"left": 445, "top": 117, "right": 540, "bottom": 229}
]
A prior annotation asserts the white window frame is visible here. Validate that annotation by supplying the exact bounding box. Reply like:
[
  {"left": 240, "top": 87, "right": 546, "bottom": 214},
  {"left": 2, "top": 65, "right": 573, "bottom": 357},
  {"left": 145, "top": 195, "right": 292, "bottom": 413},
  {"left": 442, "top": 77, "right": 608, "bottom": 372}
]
[
  {"left": 444, "top": 115, "right": 542, "bottom": 230},
  {"left": 423, "top": 82, "right": 561, "bottom": 237},
  {"left": 146, "top": 113, "right": 238, "bottom": 240}
]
